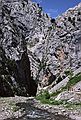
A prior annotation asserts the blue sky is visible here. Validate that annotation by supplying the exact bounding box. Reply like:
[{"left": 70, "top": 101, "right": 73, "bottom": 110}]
[{"left": 32, "top": 0, "right": 81, "bottom": 18}]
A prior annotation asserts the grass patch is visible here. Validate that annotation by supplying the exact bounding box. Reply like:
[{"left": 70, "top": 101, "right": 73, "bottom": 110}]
[
  {"left": 36, "top": 90, "right": 63, "bottom": 105},
  {"left": 68, "top": 73, "right": 81, "bottom": 86},
  {"left": 56, "top": 73, "right": 81, "bottom": 92},
  {"left": 64, "top": 69, "right": 73, "bottom": 77},
  {"left": 36, "top": 90, "right": 50, "bottom": 100},
  {"left": 50, "top": 90, "right": 62, "bottom": 97},
  {"left": 64, "top": 102, "right": 81, "bottom": 109},
  {"left": 65, "top": 73, "right": 81, "bottom": 90},
  {"left": 36, "top": 73, "right": 81, "bottom": 106}
]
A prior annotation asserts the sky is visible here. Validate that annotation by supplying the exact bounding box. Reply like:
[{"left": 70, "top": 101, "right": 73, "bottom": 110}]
[{"left": 32, "top": 0, "right": 81, "bottom": 18}]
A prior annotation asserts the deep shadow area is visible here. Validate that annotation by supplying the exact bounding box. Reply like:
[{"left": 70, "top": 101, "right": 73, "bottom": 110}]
[{"left": 0, "top": 47, "right": 37, "bottom": 97}]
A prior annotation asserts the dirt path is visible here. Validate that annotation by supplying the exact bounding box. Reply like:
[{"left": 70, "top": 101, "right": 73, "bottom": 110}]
[{"left": 0, "top": 97, "right": 72, "bottom": 120}]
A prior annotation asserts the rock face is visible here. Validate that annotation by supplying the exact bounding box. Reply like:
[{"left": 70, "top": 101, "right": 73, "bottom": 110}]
[
  {"left": 32, "top": 2, "right": 81, "bottom": 89},
  {"left": 0, "top": 0, "right": 81, "bottom": 96},
  {"left": 39, "top": 68, "right": 56, "bottom": 88},
  {"left": 0, "top": 0, "right": 39, "bottom": 96},
  {"left": 0, "top": 47, "right": 37, "bottom": 96},
  {"left": 14, "top": 51, "right": 37, "bottom": 96},
  {"left": 72, "top": 81, "right": 81, "bottom": 91},
  {"left": 55, "top": 91, "right": 81, "bottom": 103}
]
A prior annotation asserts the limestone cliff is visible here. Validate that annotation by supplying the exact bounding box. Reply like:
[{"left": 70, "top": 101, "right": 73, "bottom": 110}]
[{"left": 0, "top": 0, "right": 81, "bottom": 96}]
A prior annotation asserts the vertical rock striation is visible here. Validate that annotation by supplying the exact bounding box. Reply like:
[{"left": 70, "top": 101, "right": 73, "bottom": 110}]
[{"left": 0, "top": 0, "right": 81, "bottom": 96}]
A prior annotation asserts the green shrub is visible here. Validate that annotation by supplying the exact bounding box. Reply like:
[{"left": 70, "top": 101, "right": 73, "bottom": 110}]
[
  {"left": 68, "top": 16, "right": 75, "bottom": 26},
  {"left": 36, "top": 73, "right": 81, "bottom": 105},
  {"left": 43, "top": 90, "right": 50, "bottom": 99},
  {"left": 36, "top": 90, "right": 50, "bottom": 100},
  {"left": 64, "top": 69, "right": 73, "bottom": 79},
  {"left": 50, "top": 90, "right": 61, "bottom": 97},
  {"left": 36, "top": 90, "right": 64, "bottom": 105},
  {"left": 51, "top": 18, "right": 55, "bottom": 23},
  {"left": 64, "top": 72, "right": 81, "bottom": 90},
  {"left": 64, "top": 102, "right": 81, "bottom": 109},
  {"left": 68, "top": 73, "right": 81, "bottom": 86},
  {"left": 68, "top": 16, "right": 71, "bottom": 21},
  {"left": 49, "top": 99, "right": 63, "bottom": 105}
]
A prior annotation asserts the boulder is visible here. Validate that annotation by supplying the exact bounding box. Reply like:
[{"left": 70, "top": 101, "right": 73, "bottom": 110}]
[
  {"left": 55, "top": 91, "right": 81, "bottom": 103},
  {"left": 40, "top": 69, "right": 56, "bottom": 88},
  {"left": 55, "top": 91, "right": 76, "bottom": 101}
]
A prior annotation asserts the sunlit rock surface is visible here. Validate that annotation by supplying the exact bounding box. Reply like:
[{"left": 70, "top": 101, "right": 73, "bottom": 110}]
[{"left": 0, "top": 0, "right": 81, "bottom": 96}]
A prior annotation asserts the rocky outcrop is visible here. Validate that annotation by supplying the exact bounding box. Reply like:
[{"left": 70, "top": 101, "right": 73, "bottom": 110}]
[
  {"left": 49, "top": 67, "right": 81, "bottom": 93},
  {"left": 39, "top": 68, "right": 56, "bottom": 87},
  {"left": 0, "top": 0, "right": 51, "bottom": 79},
  {"left": 72, "top": 81, "right": 81, "bottom": 91},
  {"left": 29, "top": 2, "right": 81, "bottom": 82},
  {"left": 0, "top": 0, "right": 40, "bottom": 96},
  {"left": 55, "top": 91, "right": 81, "bottom": 104},
  {"left": 0, "top": 0, "right": 81, "bottom": 96}
]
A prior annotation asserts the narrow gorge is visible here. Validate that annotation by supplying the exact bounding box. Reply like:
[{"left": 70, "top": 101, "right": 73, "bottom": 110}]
[{"left": 0, "top": 0, "right": 81, "bottom": 119}]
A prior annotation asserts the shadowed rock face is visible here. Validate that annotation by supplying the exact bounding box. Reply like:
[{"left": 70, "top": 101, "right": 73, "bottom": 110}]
[
  {"left": 15, "top": 51, "right": 37, "bottom": 96},
  {"left": 0, "top": 0, "right": 39, "bottom": 97},
  {"left": 0, "top": 76, "right": 14, "bottom": 97},
  {"left": 0, "top": 47, "right": 37, "bottom": 97}
]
